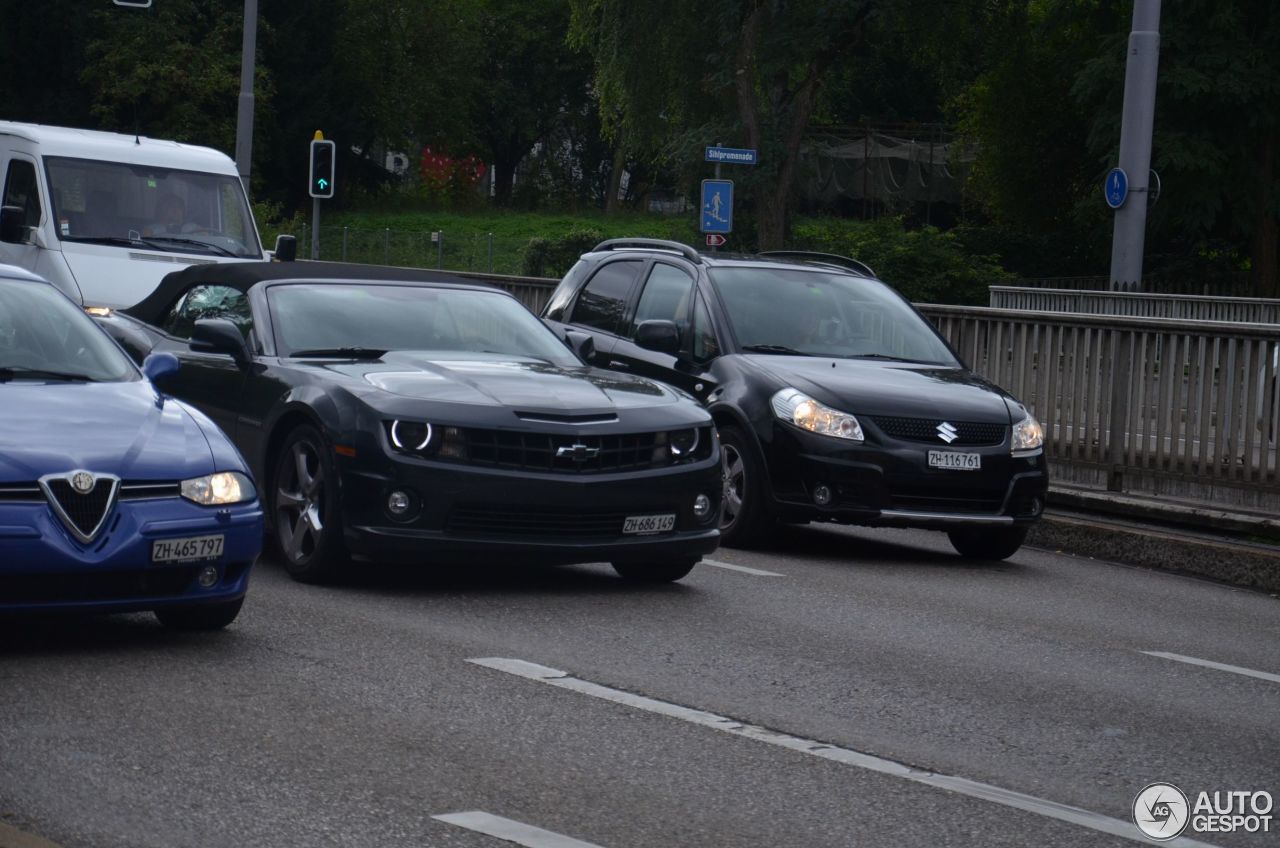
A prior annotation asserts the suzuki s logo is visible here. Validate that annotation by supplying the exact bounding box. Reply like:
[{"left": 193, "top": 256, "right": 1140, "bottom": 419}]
[
  {"left": 556, "top": 444, "right": 600, "bottom": 462},
  {"left": 71, "top": 471, "right": 96, "bottom": 494},
  {"left": 937, "top": 422, "right": 959, "bottom": 444}
]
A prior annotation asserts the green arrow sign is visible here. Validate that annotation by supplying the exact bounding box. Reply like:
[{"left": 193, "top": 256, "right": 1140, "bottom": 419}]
[{"left": 317, "top": 178, "right": 328, "bottom": 190}]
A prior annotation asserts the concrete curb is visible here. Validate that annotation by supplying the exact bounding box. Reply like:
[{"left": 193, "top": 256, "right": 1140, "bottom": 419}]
[
  {"left": 0, "top": 822, "right": 62, "bottom": 848},
  {"left": 1029, "top": 512, "right": 1280, "bottom": 594}
]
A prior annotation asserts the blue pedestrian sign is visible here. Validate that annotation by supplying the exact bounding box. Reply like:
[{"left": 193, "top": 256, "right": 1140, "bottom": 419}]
[
  {"left": 1104, "top": 167, "right": 1128, "bottom": 209},
  {"left": 701, "top": 179, "right": 733, "bottom": 234},
  {"left": 705, "top": 146, "right": 757, "bottom": 165}
]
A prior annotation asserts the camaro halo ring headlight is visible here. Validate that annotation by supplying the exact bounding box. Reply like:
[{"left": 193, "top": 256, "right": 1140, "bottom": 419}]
[
  {"left": 1011, "top": 414, "right": 1044, "bottom": 452},
  {"left": 669, "top": 428, "right": 700, "bottom": 457},
  {"left": 181, "top": 471, "right": 255, "bottom": 506},
  {"left": 771, "top": 388, "right": 864, "bottom": 442},
  {"left": 390, "top": 419, "right": 433, "bottom": 451}
]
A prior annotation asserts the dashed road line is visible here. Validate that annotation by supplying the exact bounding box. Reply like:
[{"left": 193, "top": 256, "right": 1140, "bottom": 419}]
[
  {"left": 701, "top": 559, "right": 785, "bottom": 577},
  {"left": 466, "top": 657, "right": 1220, "bottom": 848},
  {"left": 1141, "top": 651, "right": 1280, "bottom": 685},
  {"left": 433, "top": 811, "right": 605, "bottom": 848}
]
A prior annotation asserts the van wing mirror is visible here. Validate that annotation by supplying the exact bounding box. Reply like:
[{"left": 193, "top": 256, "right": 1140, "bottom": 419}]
[
  {"left": 273, "top": 234, "right": 297, "bottom": 262},
  {"left": 0, "top": 206, "right": 25, "bottom": 244}
]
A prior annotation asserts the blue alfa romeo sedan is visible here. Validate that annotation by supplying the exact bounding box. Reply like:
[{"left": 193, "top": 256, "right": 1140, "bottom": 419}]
[{"left": 0, "top": 265, "right": 262, "bottom": 629}]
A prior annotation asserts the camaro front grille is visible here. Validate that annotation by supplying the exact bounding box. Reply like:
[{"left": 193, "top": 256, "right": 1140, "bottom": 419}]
[
  {"left": 456, "top": 429, "right": 675, "bottom": 474},
  {"left": 871, "top": 416, "right": 1007, "bottom": 446}
]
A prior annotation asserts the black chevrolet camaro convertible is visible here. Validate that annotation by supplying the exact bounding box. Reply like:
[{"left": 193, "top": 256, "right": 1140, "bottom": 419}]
[{"left": 96, "top": 262, "right": 722, "bottom": 583}]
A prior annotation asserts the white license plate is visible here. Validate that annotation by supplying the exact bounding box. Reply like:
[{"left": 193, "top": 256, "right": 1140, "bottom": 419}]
[
  {"left": 152, "top": 534, "right": 225, "bottom": 563},
  {"left": 622, "top": 513, "right": 676, "bottom": 535},
  {"left": 928, "top": 450, "right": 982, "bottom": 471}
]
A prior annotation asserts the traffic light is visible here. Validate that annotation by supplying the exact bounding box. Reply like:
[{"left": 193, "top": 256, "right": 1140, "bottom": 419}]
[{"left": 309, "top": 139, "right": 335, "bottom": 199}]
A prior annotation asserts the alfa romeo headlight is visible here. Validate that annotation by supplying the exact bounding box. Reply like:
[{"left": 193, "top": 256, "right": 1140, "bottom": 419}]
[
  {"left": 181, "top": 472, "right": 256, "bottom": 505},
  {"left": 1011, "top": 414, "right": 1044, "bottom": 452},
  {"left": 771, "top": 388, "right": 864, "bottom": 442}
]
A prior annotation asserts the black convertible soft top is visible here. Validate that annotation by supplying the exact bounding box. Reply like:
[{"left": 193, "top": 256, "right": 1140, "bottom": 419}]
[{"left": 124, "top": 260, "right": 477, "bottom": 326}]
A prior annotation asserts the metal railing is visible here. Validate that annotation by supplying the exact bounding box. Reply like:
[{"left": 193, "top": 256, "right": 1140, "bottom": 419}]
[
  {"left": 920, "top": 305, "right": 1280, "bottom": 511},
  {"left": 298, "top": 224, "right": 531, "bottom": 276},
  {"left": 991, "top": 286, "right": 1280, "bottom": 324},
  {"left": 1014, "top": 274, "right": 1254, "bottom": 297}
]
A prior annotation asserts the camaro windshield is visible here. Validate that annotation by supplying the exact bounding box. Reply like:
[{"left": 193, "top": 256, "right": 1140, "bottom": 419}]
[
  {"left": 0, "top": 284, "right": 136, "bottom": 382},
  {"left": 708, "top": 267, "right": 958, "bottom": 364},
  {"left": 269, "top": 284, "right": 582, "bottom": 365}
]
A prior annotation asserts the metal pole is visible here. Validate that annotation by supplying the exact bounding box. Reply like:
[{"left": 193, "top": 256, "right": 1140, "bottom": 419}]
[
  {"left": 342, "top": 226, "right": 348, "bottom": 262},
  {"left": 437, "top": 230, "right": 444, "bottom": 269},
  {"left": 383, "top": 228, "right": 390, "bottom": 265},
  {"left": 234, "top": 0, "right": 258, "bottom": 193},
  {"left": 310, "top": 198, "right": 320, "bottom": 260},
  {"left": 488, "top": 232, "right": 493, "bottom": 273},
  {"left": 1108, "top": 0, "right": 1161, "bottom": 292}
]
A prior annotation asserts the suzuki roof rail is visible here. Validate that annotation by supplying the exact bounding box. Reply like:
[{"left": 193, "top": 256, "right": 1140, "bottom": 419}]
[
  {"left": 757, "top": 250, "right": 876, "bottom": 279},
  {"left": 592, "top": 238, "right": 703, "bottom": 265}
]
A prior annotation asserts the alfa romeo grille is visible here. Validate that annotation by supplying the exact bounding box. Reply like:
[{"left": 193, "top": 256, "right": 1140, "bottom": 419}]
[{"left": 41, "top": 476, "right": 119, "bottom": 543}]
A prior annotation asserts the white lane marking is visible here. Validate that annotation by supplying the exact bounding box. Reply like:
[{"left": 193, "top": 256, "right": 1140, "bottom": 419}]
[
  {"left": 1141, "top": 651, "right": 1280, "bottom": 685},
  {"left": 467, "top": 658, "right": 1221, "bottom": 848},
  {"left": 701, "top": 558, "right": 785, "bottom": 577},
  {"left": 433, "top": 811, "right": 605, "bottom": 848}
]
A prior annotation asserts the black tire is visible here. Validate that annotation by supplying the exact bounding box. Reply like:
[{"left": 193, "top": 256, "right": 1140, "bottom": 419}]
[
  {"left": 271, "top": 425, "right": 348, "bottom": 583},
  {"left": 947, "top": 527, "right": 1028, "bottom": 561},
  {"left": 611, "top": 558, "right": 699, "bottom": 583},
  {"left": 155, "top": 597, "right": 244, "bottom": 631},
  {"left": 718, "top": 425, "right": 771, "bottom": 548}
]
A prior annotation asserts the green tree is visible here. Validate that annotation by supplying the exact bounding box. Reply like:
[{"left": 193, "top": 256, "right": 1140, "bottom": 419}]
[{"left": 569, "top": 0, "right": 876, "bottom": 249}]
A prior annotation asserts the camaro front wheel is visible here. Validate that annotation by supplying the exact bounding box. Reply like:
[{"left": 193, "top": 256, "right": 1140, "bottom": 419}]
[
  {"left": 947, "top": 527, "right": 1028, "bottom": 561},
  {"left": 154, "top": 598, "right": 244, "bottom": 631},
  {"left": 611, "top": 559, "right": 699, "bottom": 583},
  {"left": 272, "top": 425, "right": 348, "bottom": 583}
]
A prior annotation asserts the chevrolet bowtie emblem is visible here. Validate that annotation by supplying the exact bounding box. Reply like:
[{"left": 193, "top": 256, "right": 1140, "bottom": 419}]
[
  {"left": 557, "top": 444, "right": 600, "bottom": 462},
  {"left": 937, "top": 422, "right": 959, "bottom": 444}
]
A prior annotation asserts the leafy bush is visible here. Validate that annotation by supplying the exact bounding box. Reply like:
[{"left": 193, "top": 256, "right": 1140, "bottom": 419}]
[
  {"left": 251, "top": 199, "right": 307, "bottom": 254},
  {"left": 522, "top": 227, "right": 605, "bottom": 277},
  {"left": 790, "top": 217, "right": 1016, "bottom": 305}
]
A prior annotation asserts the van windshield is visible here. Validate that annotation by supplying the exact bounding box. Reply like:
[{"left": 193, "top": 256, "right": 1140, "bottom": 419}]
[{"left": 45, "top": 157, "right": 261, "bottom": 258}]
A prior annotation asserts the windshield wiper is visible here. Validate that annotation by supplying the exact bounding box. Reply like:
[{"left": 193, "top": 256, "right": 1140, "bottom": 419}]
[
  {"left": 288, "top": 347, "right": 387, "bottom": 359},
  {"left": 138, "top": 235, "right": 238, "bottom": 257},
  {"left": 61, "top": 235, "right": 142, "bottom": 247},
  {"left": 0, "top": 366, "right": 98, "bottom": 382},
  {"left": 741, "top": 344, "right": 815, "bottom": 356},
  {"left": 845, "top": 353, "right": 937, "bottom": 364}
]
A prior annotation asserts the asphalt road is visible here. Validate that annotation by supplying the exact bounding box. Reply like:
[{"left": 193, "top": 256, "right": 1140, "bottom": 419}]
[{"left": 2, "top": 524, "right": 1278, "bottom": 848}]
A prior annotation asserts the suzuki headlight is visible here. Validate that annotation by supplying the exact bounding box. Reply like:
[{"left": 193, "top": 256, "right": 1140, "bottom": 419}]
[
  {"left": 181, "top": 472, "right": 256, "bottom": 505},
  {"left": 771, "top": 388, "right": 864, "bottom": 442},
  {"left": 1011, "top": 414, "right": 1044, "bottom": 453}
]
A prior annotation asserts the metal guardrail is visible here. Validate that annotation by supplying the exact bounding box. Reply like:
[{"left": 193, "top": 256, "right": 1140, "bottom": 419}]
[
  {"left": 991, "top": 286, "right": 1280, "bottom": 324},
  {"left": 920, "top": 305, "right": 1280, "bottom": 511}
]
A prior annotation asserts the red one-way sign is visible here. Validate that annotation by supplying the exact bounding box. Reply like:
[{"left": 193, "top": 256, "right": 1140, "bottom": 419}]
[{"left": 705, "top": 234, "right": 727, "bottom": 247}]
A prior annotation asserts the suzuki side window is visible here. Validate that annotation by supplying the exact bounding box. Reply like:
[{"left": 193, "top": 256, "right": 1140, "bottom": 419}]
[
  {"left": 3, "top": 160, "right": 41, "bottom": 228},
  {"left": 629, "top": 263, "right": 694, "bottom": 337},
  {"left": 691, "top": 294, "right": 721, "bottom": 363},
  {"left": 569, "top": 260, "right": 641, "bottom": 335}
]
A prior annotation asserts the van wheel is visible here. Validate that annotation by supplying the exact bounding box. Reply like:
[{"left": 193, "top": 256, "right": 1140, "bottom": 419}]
[
  {"left": 718, "top": 425, "right": 771, "bottom": 548},
  {"left": 947, "top": 527, "right": 1028, "bottom": 561},
  {"left": 271, "top": 425, "right": 348, "bottom": 583}
]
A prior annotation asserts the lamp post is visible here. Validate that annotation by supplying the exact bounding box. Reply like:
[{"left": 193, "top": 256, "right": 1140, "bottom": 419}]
[{"left": 234, "top": 0, "right": 258, "bottom": 196}]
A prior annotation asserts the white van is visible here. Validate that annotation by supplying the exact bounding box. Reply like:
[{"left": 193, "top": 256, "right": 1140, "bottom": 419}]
[{"left": 0, "top": 121, "right": 271, "bottom": 309}]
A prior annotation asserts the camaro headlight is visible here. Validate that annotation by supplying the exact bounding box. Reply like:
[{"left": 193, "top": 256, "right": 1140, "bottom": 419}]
[
  {"left": 771, "top": 388, "right": 864, "bottom": 441},
  {"left": 1011, "top": 414, "right": 1044, "bottom": 452},
  {"left": 181, "top": 472, "right": 255, "bottom": 505}
]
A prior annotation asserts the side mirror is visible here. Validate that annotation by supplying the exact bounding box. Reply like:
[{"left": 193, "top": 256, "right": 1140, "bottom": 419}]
[
  {"left": 273, "top": 234, "right": 297, "bottom": 262},
  {"left": 191, "top": 318, "right": 250, "bottom": 365},
  {"left": 0, "top": 206, "right": 25, "bottom": 244},
  {"left": 565, "top": 330, "right": 596, "bottom": 362},
  {"left": 635, "top": 319, "right": 681, "bottom": 356},
  {"left": 141, "top": 351, "right": 180, "bottom": 382}
]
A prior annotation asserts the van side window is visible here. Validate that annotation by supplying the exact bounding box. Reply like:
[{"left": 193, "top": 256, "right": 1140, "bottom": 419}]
[
  {"left": 3, "top": 161, "right": 42, "bottom": 228},
  {"left": 161, "top": 285, "right": 253, "bottom": 341}
]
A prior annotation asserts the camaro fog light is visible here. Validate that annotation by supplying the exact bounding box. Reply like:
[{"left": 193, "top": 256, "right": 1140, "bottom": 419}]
[
  {"left": 181, "top": 472, "right": 255, "bottom": 506},
  {"left": 693, "top": 493, "right": 712, "bottom": 518},
  {"left": 813, "top": 484, "right": 832, "bottom": 506},
  {"left": 1011, "top": 413, "right": 1044, "bottom": 453},
  {"left": 771, "top": 388, "right": 864, "bottom": 441},
  {"left": 387, "top": 490, "right": 412, "bottom": 516},
  {"left": 197, "top": 565, "right": 219, "bottom": 588}
]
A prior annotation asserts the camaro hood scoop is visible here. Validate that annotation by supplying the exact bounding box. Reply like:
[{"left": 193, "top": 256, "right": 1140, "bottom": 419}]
[
  {"left": 748, "top": 356, "right": 1013, "bottom": 422},
  {"left": 348, "top": 354, "right": 676, "bottom": 411},
  {"left": 0, "top": 381, "right": 214, "bottom": 483}
]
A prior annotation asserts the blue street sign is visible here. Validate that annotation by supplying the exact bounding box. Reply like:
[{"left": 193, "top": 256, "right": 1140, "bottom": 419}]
[
  {"left": 1104, "top": 167, "right": 1128, "bottom": 209},
  {"left": 705, "top": 146, "right": 757, "bottom": 165},
  {"left": 701, "top": 179, "right": 733, "bottom": 234}
]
